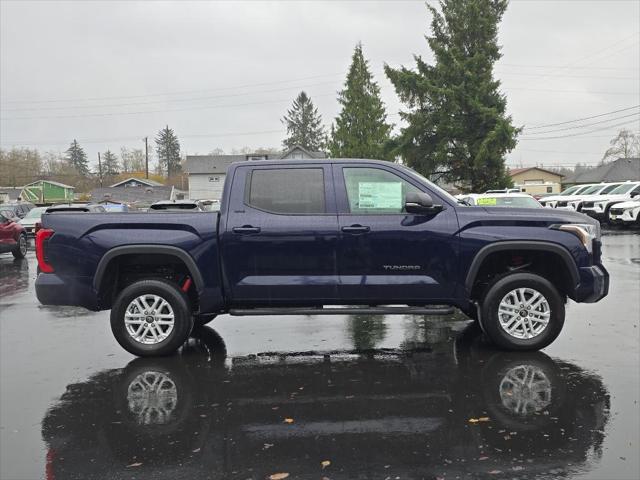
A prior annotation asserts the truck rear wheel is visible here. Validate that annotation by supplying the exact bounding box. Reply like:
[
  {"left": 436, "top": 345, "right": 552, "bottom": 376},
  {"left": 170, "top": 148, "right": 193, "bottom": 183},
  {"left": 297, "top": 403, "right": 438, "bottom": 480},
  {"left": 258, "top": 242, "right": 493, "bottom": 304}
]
[
  {"left": 111, "top": 279, "right": 194, "bottom": 357},
  {"left": 480, "top": 272, "right": 565, "bottom": 351}
]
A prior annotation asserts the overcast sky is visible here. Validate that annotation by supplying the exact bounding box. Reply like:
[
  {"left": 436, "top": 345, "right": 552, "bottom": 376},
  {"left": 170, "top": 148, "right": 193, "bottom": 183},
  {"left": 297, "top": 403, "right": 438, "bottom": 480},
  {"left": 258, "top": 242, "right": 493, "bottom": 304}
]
[{"left": 1, "top": 0, "right": 639, "bottom": 171}]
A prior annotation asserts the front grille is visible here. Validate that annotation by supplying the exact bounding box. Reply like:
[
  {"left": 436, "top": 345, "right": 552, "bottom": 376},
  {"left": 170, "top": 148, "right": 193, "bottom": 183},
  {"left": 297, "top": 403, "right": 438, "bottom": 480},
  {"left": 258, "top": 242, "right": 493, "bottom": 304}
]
[
  {"left": 557, "top": 201, "right": 568, "bottom": 207},
  {"left": 610, "top": 208, "right": 624, "bottom": 215},
  {"left": 582, "top": 202, "right": 594, "bottom": 208}
]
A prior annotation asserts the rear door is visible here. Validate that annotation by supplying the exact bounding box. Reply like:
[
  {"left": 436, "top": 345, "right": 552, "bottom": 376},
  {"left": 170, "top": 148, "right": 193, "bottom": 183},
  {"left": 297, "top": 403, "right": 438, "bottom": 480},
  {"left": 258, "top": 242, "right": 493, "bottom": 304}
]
[
  {"left": 333, "top": 163, "right": 459, "bottom": 304},
  {"left": 221, "top": 163, "right": 339, "bottom": 306}
]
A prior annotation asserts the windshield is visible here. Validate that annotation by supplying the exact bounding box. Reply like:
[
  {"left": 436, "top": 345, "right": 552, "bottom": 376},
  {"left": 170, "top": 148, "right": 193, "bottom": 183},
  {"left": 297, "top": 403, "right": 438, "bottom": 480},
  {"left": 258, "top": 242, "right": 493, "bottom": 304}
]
[
  {"left": 398, "top": 165, "right": 459, "bottom": 205},
  {"left": 559, "top": 185, "right": 581, "bottom": 196},
  {"left": 24, "top": 207, "right": 46, "bottom": 219},
  {"left": 476, "top": 196, "right": 541, "bottom": 208},
  {"left": 600, "top": 183, "right": 622, "bottom": 194},
  {"left": 581, "top": 184, "right": 607, "bottom": 195},
  {"left": 609, "top": 183, "right": 636, "bottom": 194}
]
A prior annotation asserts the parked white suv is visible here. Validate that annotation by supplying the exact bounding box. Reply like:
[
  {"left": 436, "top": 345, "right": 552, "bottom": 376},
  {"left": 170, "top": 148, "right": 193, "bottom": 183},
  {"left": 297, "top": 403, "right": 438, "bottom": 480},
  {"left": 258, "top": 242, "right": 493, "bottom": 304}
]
[
  {"left": 555, "top": 183, "right": 623, "bottom": 212},
  {"left": 538, "top": 184, "right": 595, "bottom": 209},
  {"left": 581, "top": 182, "right": 640, "bottom": 223},
  {"left": 609, "top": 200, "right": 640, "bottom": 226}
]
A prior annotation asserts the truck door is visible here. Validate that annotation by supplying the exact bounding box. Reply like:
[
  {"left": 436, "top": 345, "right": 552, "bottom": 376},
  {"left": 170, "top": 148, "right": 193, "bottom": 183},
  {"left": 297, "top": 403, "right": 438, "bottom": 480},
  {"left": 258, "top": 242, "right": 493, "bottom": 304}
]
[
  {"left": 333, "top": 163, "right": 459, "bottom": 304},
  {"left": 221, "top": 163, "right": 339, "bottom": 306}
]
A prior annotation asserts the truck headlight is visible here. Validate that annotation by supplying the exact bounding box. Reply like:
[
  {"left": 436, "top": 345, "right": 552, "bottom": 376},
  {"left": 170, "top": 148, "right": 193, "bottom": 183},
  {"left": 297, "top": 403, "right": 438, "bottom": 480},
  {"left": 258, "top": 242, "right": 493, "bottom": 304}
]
[{"left": 551, "top": 223, "right": 600, "bottom": 253}]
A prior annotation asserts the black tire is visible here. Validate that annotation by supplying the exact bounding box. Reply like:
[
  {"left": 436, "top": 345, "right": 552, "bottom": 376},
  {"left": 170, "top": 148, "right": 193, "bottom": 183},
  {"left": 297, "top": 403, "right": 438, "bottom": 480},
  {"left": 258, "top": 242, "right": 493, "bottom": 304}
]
[
  {"left": 12, "top": 233, "right": 27, "bottom": 259},
  {"left": 111, "top": 279, "right": 194, "bottom": 357},
  {"left": 480, "top": 272, "right": 565, "bottom": 351},
  {"left": 194, "top": 313, "right": 217, "bottom": 327}
]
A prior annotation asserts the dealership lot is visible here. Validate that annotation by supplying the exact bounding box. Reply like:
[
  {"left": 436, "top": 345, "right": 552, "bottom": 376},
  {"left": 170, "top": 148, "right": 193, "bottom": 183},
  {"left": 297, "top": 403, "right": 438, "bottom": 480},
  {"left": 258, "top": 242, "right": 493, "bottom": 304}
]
[{"left": 0, "top": 231, "right": 638, "bottom": 479}]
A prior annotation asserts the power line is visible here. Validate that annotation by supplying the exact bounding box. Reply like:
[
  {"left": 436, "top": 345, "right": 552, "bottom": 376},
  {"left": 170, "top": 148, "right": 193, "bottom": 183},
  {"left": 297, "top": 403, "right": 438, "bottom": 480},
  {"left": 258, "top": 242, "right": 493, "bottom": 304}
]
[
  {"left": 0, "top": 81, "right": 342, "bottom": 113},
  {"left": 524, "top": 105, "right": 639, "bottom": 129},
  {"left": 0, "top": 129, "right": 285, "bottom": 147},
  {"left": 0, "top": 92, "right": 338, "bottom": 121},
  {"left": 0, "top": 72, "right": 346, "bottom": 105},
  {"left": 519, "top": 120, "right": 639, "bottom": 140},
  {"left": 522, "top": 111, "right": 640, "bottom": 135}
]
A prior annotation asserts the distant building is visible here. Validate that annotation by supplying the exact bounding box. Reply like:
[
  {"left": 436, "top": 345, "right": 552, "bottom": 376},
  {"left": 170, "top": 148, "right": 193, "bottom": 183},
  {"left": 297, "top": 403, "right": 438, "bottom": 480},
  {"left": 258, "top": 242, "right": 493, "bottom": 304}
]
[
  {"left": 0, "top": 187, "right": 24, "bottom": 204},
  {"left": 509, "top": 167, "right": 563, "bottom": 195},
  {"left": 20, "top": 180, "right": 75, "bottom": 204},
  {"left": 89, "top": 185, "right": 184, "bottom": 209},
  {"left": 185, "top": 145, "right": 326, "bottom": 200},
  {"left": 109, "top": 177, "right": 164, "bottom": 188},
  {"left": 562, "top": 157, "right": 640, "bottom": 186}
]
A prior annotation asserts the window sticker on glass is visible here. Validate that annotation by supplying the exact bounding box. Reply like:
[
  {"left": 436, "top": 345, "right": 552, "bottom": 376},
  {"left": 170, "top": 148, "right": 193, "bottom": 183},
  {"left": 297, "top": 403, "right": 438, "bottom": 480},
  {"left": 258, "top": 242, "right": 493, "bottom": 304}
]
[
  {"left": 477, "top": 197, "right": 497, "bottom": 206},
  {"left": 358, "top": 182, "right": 402, "bottom": 209}
]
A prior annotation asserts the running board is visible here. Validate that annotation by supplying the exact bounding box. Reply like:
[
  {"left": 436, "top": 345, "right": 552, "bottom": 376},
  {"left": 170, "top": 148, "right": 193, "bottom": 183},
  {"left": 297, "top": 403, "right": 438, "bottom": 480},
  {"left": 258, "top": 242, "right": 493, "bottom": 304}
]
[{"left": 229, "top": 306, "right": 455, "bottom": 316}]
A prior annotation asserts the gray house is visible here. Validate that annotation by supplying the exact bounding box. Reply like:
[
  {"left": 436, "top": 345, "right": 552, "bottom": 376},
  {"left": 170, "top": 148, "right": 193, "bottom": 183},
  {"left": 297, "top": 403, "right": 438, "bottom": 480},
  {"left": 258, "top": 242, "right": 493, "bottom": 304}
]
[
  {"left": 185, "top": 145, "right": 326, "bottom": 201},
  {"left": 562, "top": 157, "right": 640, "bottom": 186}
]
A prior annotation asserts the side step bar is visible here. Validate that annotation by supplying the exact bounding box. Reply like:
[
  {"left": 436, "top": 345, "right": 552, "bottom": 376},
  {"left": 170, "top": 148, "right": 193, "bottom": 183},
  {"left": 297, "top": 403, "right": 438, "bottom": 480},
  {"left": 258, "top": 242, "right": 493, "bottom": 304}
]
[{"left": 229, "top": 306, "right": 455, "bottom": 316}]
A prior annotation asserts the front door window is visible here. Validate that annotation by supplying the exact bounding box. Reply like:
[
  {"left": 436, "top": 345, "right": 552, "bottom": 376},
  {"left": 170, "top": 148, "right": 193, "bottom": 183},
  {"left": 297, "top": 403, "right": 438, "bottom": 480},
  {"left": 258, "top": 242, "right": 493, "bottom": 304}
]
[{"left": 343, "top": 167, "right": 421, "bottom": 214}]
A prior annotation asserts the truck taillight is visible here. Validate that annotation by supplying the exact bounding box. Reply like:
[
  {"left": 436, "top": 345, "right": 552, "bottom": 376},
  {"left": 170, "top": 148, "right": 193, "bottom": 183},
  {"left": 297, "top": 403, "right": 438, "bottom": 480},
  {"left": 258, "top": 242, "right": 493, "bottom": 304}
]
[{"left": 36, "top": 228, "right": 55, "bottom": 273}]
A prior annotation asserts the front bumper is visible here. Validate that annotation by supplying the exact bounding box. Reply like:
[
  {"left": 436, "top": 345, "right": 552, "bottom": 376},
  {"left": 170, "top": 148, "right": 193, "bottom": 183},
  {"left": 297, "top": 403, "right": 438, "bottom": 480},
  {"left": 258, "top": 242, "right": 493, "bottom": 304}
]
[
  {"left": 582, "top": 209, "right": 606, "bottom": 222},
  {"left": 573, "top": 264, "right": 609, "bottom": 303},
  {"left": 35, "top": 273, "right": 99, "bottom": 310}
]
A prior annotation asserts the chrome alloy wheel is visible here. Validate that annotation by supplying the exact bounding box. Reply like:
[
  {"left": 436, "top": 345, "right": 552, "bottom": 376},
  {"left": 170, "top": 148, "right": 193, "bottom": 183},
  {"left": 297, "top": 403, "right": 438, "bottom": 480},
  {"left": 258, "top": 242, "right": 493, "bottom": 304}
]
[
  {"left": 124, "top": 294, "right": 175, "bottom": 344},
  {"left": 498, "top": 288, "right": 550, "bottom": 340},
  {"left": 127, "top": 371, "right": 178, "bottom": 425},
  {"left": 499, "top": 364, "right": 552, "bottom": 415}
]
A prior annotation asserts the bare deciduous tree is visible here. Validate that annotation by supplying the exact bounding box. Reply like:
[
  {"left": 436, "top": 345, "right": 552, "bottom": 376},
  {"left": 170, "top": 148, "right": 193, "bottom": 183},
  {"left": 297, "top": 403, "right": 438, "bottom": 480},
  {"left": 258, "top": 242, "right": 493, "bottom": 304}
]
[{"left": 602, "top": 129, "right": 640, "bottom": 163}]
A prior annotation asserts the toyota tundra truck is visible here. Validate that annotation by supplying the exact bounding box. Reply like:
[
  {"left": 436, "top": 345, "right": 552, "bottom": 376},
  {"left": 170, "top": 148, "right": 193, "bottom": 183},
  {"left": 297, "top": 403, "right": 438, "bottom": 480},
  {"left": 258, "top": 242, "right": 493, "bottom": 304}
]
[{"left": 34, "top": 159, "right": 609, "bottom": 356}]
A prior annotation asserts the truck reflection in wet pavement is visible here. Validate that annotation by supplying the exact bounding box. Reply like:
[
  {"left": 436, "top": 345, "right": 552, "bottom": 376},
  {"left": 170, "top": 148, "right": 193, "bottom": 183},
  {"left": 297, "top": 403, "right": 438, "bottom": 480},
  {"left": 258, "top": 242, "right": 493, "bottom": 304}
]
[{"left": 42, "top": 324, "right": 609, "bottom": 479}]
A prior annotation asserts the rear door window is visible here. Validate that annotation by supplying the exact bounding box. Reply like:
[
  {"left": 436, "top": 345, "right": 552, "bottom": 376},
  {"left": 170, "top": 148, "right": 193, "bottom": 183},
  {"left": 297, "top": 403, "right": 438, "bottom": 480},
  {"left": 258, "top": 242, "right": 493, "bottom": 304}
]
[{"left": 247, "top": 168, "right": 326, "bottom": 214}]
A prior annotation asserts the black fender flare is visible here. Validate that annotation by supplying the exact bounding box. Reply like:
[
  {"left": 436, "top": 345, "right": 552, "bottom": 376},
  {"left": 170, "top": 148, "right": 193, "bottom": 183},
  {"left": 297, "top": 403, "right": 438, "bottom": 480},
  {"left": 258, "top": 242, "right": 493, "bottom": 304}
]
[
  {"left": 464, "top": 241, "right": 580, "bottom": 296},
  {"left": 93, "top": 245, "right": 205, "bottom": 296}
]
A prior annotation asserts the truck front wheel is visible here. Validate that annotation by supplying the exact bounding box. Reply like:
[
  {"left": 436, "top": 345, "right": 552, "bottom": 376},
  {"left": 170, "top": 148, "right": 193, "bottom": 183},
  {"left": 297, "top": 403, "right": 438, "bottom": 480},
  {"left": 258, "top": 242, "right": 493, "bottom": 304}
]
[
  {"left": 111, "top": 280, "right": 194, "bottom": 357},
  {"left": 480, "top": 272, "right": 565, "bottom": 351}
]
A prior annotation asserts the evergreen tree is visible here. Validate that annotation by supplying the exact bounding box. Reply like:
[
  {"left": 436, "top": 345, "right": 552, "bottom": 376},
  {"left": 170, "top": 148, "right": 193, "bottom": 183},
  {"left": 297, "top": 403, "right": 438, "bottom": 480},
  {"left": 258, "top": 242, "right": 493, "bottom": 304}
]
[
  {"left": 384, "top": 0, "right": 519, "bottom": 192},
  {"left": 65, "top": 139, "right": 90, "bottom": 177},
  {"left": 155, "top": 125, "right": 182, "bottom": 177},
  {"left": 102, "top": 149, "right": 120, "bottom": 176},
  {"left": 329, "top": 43, "right": 392, "bottom": 160},
  {"left": 281, "top": 91, "right": 326, "bottom": 151}
]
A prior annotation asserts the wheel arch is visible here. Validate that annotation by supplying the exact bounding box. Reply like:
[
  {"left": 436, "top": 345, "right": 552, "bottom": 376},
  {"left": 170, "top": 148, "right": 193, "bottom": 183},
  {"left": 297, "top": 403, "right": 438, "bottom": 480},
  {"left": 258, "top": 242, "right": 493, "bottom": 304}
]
[
  {"left": 465, "top": 241, "right": 580, "bottom": 297},
  {"left": 94, "top": 245, "right": 204, "bottom": 299}
]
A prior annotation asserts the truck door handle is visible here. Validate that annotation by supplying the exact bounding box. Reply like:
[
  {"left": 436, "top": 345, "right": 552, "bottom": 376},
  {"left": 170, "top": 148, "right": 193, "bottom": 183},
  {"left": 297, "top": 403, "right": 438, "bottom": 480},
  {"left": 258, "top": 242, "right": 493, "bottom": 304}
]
[
  {"left": 341, "top": 224, "right": 370, "bottom": 234},
  {"left": 232, "top": 226, "right": 261, "bottom": 234}
]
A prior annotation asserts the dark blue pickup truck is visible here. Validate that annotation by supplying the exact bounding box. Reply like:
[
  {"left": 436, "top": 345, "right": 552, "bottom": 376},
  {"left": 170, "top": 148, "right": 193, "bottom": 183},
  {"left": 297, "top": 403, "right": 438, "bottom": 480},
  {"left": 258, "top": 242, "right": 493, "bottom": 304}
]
[{"left": 35, "top": 159, "right": 609, "bottom": 356}]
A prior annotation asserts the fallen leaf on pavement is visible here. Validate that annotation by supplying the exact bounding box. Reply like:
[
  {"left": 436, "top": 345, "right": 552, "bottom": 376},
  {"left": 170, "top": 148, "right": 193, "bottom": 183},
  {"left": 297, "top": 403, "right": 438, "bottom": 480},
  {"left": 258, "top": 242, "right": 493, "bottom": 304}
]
[
  {"left": 321, "top": 460, "right": 331, "bottom": 469},
  {"left": 268, "top": 473, "right": 289, "bottom": 480},
  {"left": 283, "top": 418, "right": 294, "bottom": 424},
  {"left": 126, "top": 462, "right": 142, "bottom": 468}
]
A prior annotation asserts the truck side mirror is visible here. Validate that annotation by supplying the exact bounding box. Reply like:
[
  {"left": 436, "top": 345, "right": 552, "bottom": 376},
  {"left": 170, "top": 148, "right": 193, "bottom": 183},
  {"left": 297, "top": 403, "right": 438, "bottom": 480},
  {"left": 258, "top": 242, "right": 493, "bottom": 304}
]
[{"left": 405, "top": 192, "right": 443, "bottom": 214}]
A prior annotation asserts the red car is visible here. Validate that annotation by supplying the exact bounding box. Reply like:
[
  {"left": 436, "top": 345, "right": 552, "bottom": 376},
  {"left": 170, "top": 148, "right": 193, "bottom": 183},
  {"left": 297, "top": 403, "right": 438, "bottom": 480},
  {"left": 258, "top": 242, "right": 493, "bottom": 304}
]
[{"left": 0, "top": 209, "right": 28, "bottom": 259}]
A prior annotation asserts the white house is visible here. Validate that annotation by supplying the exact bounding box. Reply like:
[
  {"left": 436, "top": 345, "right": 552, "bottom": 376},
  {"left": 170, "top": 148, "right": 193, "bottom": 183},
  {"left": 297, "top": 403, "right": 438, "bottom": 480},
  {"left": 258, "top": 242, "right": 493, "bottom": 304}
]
[{"left": 185, "top": 145, "right": 326, "bottom": 201}]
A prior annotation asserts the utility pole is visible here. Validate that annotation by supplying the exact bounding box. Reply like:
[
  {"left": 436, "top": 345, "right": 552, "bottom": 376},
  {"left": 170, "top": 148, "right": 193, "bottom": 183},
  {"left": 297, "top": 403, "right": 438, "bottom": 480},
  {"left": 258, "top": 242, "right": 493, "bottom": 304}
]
[
  {"left": 144, "top": 137, "right": 149, "bottom": 179},
  {"left": 97, "top": 152, "right": 103, "bottom": 187}
]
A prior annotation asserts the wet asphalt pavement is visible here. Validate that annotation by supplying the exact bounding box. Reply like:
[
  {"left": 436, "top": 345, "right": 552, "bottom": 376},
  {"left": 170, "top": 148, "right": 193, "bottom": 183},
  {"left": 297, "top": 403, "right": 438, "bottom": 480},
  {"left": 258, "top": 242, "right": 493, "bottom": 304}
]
[{"left": 0, "top": 232, "right": 638, "bottom": 480}]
